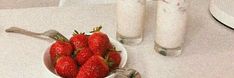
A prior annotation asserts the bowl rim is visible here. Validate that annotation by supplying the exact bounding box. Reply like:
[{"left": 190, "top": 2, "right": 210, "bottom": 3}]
[{"left": 42, "top": 37, "right": 128, "bottom": 78}]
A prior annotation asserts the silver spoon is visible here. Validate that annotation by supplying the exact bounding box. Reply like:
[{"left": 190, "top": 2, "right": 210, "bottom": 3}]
[
  {"left": 110, "top": 68, "right": 141, "bottom": 78},
  {"left": 5, "top": 27, "right": 68, "bottom": 41}
]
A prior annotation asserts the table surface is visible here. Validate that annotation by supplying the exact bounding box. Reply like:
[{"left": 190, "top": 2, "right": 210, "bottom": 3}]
[
  {"left": 0, "top": 0, "right": 234, "bottom": 78},
  {"left": 0, "top": 0, "right": 59, "bottom": 9}
]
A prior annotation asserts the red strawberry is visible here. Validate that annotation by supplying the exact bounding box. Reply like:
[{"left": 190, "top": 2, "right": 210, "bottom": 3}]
[
  {"left": 106, "top": 51, "right": 121, "bottom": 69},
  {"left": 77, "top": 55, "right": 109, "bottom": 78},
  {"left": 75, "top": 47, "right": 94, "bottom": 65},
  {"left": 88, "top": 26, "right": 111, "bottom": 56},
  {"left": 50, "top": 40, "right": 73, "bottom": 64},
  {"left": 107, "top": 42, "right": 113, "bottom": 50},
  {"left": 55, "top": 56, "right": 79, "bottom": 78},
  {"left": 70, "top": 31, "right": 88, "bottom": 50}
]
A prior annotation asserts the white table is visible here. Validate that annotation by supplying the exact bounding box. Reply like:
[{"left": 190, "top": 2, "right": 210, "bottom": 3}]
[
  {"left": 0, "top": 0, "right": 59, "bottom": 9},
  {"left": 0, "top": 0, "right": 234, "bottom": 78}
]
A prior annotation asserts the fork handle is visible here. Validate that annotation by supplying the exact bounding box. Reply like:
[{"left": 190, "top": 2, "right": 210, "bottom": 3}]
[{"left": 5, "top": 27, "right": 42, "bottom": 36}]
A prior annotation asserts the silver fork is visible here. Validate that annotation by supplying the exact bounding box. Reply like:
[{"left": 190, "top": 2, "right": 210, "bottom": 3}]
[{"left": 5, "top": 27, "right": 68, "bottom": 41}]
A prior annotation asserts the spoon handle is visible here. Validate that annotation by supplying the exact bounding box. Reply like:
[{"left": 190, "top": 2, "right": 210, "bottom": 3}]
[
  {"left": 112, "top": 68, "right": 141, "bottom": 78},
  {"left": 5, "top": 27, "right": 42, "bottom": 36}
]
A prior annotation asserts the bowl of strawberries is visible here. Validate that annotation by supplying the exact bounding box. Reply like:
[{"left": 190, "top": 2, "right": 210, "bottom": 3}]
[{"left": 43, "top": 26, "right": 127, "bottom": 78}]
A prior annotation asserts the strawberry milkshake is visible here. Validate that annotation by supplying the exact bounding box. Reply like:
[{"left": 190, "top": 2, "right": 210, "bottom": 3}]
[
  {"left": 116, "top": 0, "right": 146, "bottom": 45},
  {"left": 155, "top": 0, "right": 187, "bottom": 56}
]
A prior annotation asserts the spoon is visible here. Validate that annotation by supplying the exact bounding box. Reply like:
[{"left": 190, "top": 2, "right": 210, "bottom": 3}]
[{"left": 110, "top": 68, "right": 141, "bottom": 78}]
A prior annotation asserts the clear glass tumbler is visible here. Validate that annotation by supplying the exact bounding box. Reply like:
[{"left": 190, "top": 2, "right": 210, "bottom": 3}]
[
  {"left": 155, "top": 0, "right": 187, "bottom": 56},
  {"left": 116, "top": 0, "right": 146, "bottom": 45}
]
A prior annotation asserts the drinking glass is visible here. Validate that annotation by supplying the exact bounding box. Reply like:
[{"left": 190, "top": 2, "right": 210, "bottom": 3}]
[
  {"left": 155, "top": 0, "right": 187, "bottom": 56},
  {"left": 116, "top": 0, "right": 146, "bottom": 45}
]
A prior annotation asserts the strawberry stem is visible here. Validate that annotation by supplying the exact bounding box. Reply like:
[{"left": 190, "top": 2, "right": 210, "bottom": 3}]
[
  {"left": 73, "top": 30, "right": 85, "bottom": 36},
  {"left": 54, "top": 34, "right": 69, "bottom": 42},
  {"left": 73, "top": 30, "right": 79, "bottom": 35},
  {"left": 104, "top": 54, "right": 114, "bottom": 68},
  {"left": 72, "top": 48, "right": 82, "bottom": 58},
  {"left": 72, "top": 51, "right": 77, "bottom": 58},
  {"left": 90, "top": 26, "right": 102, "bottom": 33}
]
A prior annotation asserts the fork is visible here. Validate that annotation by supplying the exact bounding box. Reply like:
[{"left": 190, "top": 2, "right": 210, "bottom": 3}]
[{"left": 5, "top": 27, "right": 68, "bottom": 41}]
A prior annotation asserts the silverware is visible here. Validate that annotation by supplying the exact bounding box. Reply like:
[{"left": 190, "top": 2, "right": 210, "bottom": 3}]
[
  {"left": 111, "top": 68, "right": 141, "bottom": 78},
  {"left": 5, "top": 27, "right": 68, "bottom": 41}
]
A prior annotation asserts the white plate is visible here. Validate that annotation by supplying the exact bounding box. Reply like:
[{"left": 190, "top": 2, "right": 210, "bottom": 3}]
[
  {"left": 209, "top": 0, "right": 234, "bottom": 29},
  {"left": 42, "top": 37, "right": 127, "bottom": 78}
]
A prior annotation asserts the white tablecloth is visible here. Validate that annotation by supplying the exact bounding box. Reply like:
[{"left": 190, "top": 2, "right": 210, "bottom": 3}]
[{"left": 0, "top": 0, "right": 234, "bottom": 78}]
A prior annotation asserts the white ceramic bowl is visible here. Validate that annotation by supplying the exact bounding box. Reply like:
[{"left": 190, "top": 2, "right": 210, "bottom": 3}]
[{"left": 42, "top": 37, "right": 127, "bottom": 78}]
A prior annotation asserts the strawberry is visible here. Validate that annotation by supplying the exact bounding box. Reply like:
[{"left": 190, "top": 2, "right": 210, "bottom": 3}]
[
  {"left": 55, "top": 56, "right": 79, "bottom": 78},
  {"left": 50, "top": 40, "right": 73, "bottom": 64},
  {"left": 77, "top": 55, "right": 109, "bottom": 78},
  {"left": 88, "top": 26, "right": 111, "bottom": 56},
  {"left": 75, "top": 47, "right": 94, "bottom": 65},
  {"left": 107, "top": 42, "right": 114, "bottom": 50},
  {"left": 106, "top": 51, "right": 121, "bottom": 69},
  {"left": 70, "top": 30, "right": 88, "bottom": 50}
]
